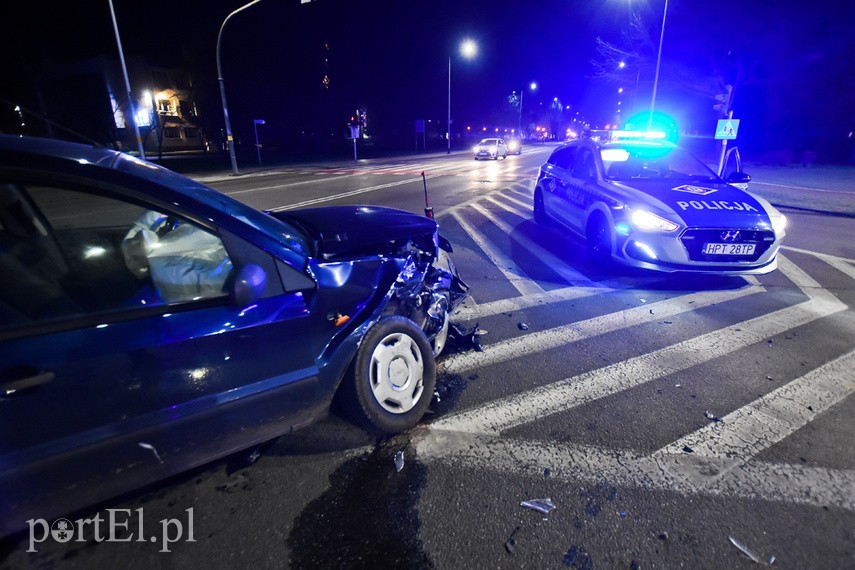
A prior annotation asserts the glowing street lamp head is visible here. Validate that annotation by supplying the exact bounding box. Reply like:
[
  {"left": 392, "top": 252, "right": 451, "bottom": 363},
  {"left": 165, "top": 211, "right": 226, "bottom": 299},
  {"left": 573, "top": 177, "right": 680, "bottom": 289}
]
[
  {"left": 460, "top": 39, "right": 477, "bottom": 59},
  {"left": 530, "top": 82, "right": 538, "bottom": 91}
]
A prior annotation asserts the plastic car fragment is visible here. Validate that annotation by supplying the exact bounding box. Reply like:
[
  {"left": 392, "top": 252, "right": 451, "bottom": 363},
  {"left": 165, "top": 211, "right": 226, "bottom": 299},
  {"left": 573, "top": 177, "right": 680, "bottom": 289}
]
[
  {"left": 520, "top": 498, "right": 556, "bottom": 514},
  {"left": 729, "top": 536, "right": 776, "bottom": 566}
]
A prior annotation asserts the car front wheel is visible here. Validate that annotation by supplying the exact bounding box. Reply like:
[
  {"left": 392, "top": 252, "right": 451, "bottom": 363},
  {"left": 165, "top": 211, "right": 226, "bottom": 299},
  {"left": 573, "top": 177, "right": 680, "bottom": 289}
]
[
  {"left": 340, "top": 316, "right": 436, "bottom": 434},
  {"left": 533, "top": 188, "right": 548, "bottom": 224},
  {"left": 586, "top": 212, "right": 612, "bottom": 262}
]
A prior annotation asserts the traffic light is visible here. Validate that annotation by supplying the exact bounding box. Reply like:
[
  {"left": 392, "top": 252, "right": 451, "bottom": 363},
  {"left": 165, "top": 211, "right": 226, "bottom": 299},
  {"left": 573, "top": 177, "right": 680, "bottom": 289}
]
[{"left": 713, "top": 85, "right": 733, "bottom": 116}]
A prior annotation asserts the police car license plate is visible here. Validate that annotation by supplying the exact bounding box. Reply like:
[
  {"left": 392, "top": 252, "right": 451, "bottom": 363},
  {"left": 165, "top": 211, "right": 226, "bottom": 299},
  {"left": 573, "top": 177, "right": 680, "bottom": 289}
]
[{"left": 703, "top": 243, "right": 756, "bottom": 255}]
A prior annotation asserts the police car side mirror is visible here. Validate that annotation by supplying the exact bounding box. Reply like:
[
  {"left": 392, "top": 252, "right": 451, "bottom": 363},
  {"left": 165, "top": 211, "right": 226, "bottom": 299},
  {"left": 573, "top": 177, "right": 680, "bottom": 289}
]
[{"left": 726, "top": 171, "right": 751, "bottom": 185}]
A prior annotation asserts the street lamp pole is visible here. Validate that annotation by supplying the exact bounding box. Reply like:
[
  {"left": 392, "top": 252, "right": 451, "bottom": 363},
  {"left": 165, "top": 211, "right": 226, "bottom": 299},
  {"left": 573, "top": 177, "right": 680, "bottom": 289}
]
[
  {"left": 108, "top": 0, "right": 145, "bottom": 160},
  {"left": 448, "top": 39, "right": 477, "bottom": 155},
  {"left": 648, "top": 0, "right": 669, "bottom": 131},
  {"left": 217, "top": 0, "right": 261, "bottom": 176},
  {"left": 447, "top": 56, "right": 452, "bottom": 154}
]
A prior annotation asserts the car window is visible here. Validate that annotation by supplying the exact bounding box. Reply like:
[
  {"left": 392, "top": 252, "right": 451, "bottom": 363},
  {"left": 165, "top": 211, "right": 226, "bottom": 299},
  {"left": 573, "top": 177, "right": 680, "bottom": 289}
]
[
  {"left": 0, "top": 183, "right": 233, "bottom": 331},
  {"left": 547, "top": 146, "right": 577, "bottom": 170},
  {"left": 571, "top": 148, "right": 597, "bottom": 180},
  {"left": 601, "top": 145, "right": 720, "bottom": 182}
]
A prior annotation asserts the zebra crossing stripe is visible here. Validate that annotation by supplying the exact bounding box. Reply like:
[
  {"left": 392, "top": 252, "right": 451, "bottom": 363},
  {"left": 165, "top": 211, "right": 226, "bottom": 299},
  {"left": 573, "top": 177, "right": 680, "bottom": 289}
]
[
  {"left": 470, "top": 201, "right": 595, "bottom": 286},
  {"left": 653, "top": 348, "right": 855, "bottom": 461},
  {"left": 450, "top": 211, "right": 544, "bottom": 297},
  {"left": 441, "top": 284, "right": 761, "bottom": 375},
  {"left": 451, "top": 285, "right": 603, "bottom": 320},
  {"left": 414, "top": 433, "right": 855, "bottom": 510},
  {"left": 430, "top": 255, "right": 846, "bottom": 435},
  {"left": 783, "top": 245, "right": 855, "bottom": 280}
]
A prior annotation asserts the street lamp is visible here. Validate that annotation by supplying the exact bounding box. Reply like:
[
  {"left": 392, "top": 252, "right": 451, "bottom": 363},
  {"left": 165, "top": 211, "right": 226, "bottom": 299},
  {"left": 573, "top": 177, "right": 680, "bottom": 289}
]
[
  {"left": 448, "top": 39, "right": 478, "bottom": 154},
  {"left": 648, "top": 0, "right": 670, "bottom": 130},
  {"left": 216, "top": 0, "right": 262, "bottom": 176}
]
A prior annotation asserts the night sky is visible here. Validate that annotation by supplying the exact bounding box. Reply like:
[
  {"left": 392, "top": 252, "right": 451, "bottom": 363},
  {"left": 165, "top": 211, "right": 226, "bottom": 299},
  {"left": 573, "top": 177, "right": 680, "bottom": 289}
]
[{"left": 2, "top": 0, "right": 854, "bottom": 160}]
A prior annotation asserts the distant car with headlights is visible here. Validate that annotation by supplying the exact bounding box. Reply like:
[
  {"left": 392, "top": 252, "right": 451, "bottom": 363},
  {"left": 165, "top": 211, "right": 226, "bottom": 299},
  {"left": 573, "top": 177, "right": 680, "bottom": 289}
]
[
  {"left": 474, "top": 138, "right": 508, "bottom": 160},
  {"left": 532, "top": 133, "right": 786, "bottom": 274},
  {"left": 0, "top": 135, "right": 468, "bottom": 537},
  {"left": 506, "top": 138, "right": 522, "bottom": 155}
]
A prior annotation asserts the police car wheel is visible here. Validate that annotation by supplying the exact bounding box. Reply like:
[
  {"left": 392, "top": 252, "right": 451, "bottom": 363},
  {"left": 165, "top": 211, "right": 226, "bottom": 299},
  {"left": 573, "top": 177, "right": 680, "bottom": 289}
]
[
  {"left": 586, "top": 213, "right": 611, "bottom": 261},
  {"left": 533, "top": 189, "right": 548, "bottom": 224}
]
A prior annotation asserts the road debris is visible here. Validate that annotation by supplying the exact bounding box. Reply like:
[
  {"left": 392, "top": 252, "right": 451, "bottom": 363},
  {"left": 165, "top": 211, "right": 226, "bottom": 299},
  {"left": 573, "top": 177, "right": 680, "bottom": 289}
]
[
  {"left": 729, "top": 536, "right": 776, "bottom": 566},
  {"left": 520, "top": 498, "right": 556, "bottom": 514},
  {"left": 138, "top": 442, "right": 164, "bottom": 464},
  {"left": 394, "top": 450, "right": 405, "bottom": 473},
  {"left": 505, "top": 527, "right": 520, "bottom": 554},
  {"left": 704, "top": 410, "right": 724, "bottom": 423},
  {"left": 563, "top": 544, "right": 593, "bottom": 568}
]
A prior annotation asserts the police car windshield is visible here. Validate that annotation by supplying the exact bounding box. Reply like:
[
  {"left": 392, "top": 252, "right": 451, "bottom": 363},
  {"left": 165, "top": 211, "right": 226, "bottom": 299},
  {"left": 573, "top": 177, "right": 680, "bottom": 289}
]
[{"left": 601, "top": 144, "right": 721, "bottom": 183}]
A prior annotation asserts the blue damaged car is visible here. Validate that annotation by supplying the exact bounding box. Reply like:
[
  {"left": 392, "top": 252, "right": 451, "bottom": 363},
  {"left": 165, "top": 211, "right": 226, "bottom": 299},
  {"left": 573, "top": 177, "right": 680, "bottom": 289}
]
[
  {"left": 533, "top": 133, "right": 787, "bottom": 274},
  {"left": 0, "top": 135, "right": 467, "bottom": 537}
]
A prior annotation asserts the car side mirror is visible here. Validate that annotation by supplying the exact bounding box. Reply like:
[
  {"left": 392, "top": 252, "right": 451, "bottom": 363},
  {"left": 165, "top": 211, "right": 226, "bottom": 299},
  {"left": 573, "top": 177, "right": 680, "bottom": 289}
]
[
  {"left": 726, "top": 171, "right": 751, "bottom": 185},
  {"left": 229, "top": 264, "right": 267, "bottom": 307}
]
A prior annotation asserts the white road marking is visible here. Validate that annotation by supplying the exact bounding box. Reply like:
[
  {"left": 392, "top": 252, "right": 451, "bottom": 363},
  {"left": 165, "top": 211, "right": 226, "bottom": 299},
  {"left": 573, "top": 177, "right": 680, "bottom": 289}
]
[
  {"left": 439, "top": 183, "right": 533, "bottom": 219},
  {"left": 654, "top": 349, "right": 855, "bottom": 461},
  {"left": 441, "top": 284, "right": 761, "bottom": 375},
  {"left": 753, "top": 181, "right": 855, "bottom": 195},
  {"left": 431, "top": 255, "right": 846, "bottom": 434},
  {"left": 451, "top": 211, "right": 544, "bottom": 296},
  {"left": 268, "top": 174, "right": 445, "bottom": 210},
  {"left": 471, "top": 201, "right": 595, "bottom": 286},
  {"left": 415, "top": 432, "right": 855, "bottom": 510},
  {"left": 227, "top": 171, "right": 363, "bottom": 195},
  {"left": 783, "top": 245, "right": 855, "bottom": 279},
  {"left": 452, "top": 285, "right": 603, "bottom": 320}
]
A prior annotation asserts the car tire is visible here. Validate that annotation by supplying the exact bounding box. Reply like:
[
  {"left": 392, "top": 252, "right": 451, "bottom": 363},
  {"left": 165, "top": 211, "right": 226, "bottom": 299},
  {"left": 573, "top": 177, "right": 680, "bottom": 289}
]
[
  {"left": 586, "top": 212, "right": 612, "bottom": 262},
  {"left": 533, "top": 188, "right": 548, "bottom": 224},
  {"left": 340, "top": 316, "right": 436, "bottom": 434}
]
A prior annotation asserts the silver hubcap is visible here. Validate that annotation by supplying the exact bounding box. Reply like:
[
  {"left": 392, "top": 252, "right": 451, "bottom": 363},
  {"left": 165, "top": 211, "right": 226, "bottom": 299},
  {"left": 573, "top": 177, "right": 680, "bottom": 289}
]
[{"left": 369, "top": 332, "right": 424, "bottom": 414}]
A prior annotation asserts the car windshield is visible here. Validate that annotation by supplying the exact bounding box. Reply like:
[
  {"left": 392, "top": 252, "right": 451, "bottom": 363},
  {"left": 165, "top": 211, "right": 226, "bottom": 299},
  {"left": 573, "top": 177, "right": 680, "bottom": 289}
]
[
  {"left": 479, "top": 139, "right": 496, "bottom": 146},
  {"left": 601, "top": 144, "right": 721, "bottom": 183}
]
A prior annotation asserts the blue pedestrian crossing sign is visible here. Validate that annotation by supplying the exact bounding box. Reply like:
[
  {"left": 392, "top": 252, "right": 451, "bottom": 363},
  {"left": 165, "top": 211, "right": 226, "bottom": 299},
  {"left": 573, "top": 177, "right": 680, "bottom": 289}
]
[{"left": 715, "top": 119, "right": 740, "bottom": 140}]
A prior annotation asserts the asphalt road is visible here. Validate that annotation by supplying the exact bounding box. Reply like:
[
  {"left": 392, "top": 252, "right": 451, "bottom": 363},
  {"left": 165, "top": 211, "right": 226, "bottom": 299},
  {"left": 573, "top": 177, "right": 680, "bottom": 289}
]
[{"left": 3, "top": 145, "right": 854, "bottom": 569}]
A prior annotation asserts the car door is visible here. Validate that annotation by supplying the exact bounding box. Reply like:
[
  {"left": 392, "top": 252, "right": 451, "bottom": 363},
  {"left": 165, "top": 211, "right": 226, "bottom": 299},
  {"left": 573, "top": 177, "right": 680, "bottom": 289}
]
[
  {"left": 565, "top": 147, "right": 599, "bottom": 232},
  {"left": 0, "top": 178, "right": 323, "bottom": 533},
  {"left": 541, "top": 146, "right": 578, "bottom": 228}
]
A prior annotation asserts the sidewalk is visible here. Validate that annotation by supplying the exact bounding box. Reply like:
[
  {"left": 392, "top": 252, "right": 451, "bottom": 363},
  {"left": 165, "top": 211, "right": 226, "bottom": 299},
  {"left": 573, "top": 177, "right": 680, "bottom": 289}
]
[{"left": 741, "top": 163, "right": 855, "bottom": 216}]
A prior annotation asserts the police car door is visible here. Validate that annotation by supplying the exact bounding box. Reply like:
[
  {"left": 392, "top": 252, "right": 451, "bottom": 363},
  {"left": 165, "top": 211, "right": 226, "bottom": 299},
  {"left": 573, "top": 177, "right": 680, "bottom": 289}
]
[{"left": 565, "top": 147, "right": 598, "bottom": 233}]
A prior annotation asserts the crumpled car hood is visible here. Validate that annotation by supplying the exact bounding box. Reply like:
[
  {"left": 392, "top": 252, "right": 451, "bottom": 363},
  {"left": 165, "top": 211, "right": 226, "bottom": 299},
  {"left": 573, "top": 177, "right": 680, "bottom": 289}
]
[{"left": 271, "top": 205, "right": 437, "bottom": 258}]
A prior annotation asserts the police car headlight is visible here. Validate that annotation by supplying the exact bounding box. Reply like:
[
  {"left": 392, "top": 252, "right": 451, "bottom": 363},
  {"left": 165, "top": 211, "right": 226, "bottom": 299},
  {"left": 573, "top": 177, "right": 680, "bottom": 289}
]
[
  {"left": 631, "top": 209, "right": 680, "bottom": 232},
  {"left": 771, "top": 212, "right": 787, "bottom": 236}
]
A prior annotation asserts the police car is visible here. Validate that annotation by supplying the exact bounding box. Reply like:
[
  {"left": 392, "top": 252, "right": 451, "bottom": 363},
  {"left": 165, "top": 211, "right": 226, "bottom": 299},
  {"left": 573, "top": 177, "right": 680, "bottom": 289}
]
[{"left": 532, "top": 132, "right": 786, "bottom": 274}]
